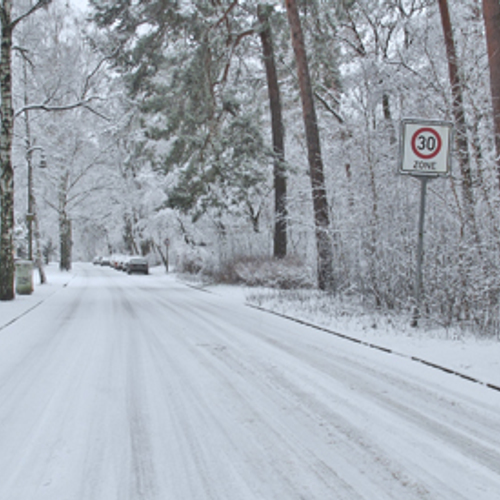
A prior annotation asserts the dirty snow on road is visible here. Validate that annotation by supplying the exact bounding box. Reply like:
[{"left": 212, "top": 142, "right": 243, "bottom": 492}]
[{"left": 0, "top": 263, "right": 499, "bottom": 499}]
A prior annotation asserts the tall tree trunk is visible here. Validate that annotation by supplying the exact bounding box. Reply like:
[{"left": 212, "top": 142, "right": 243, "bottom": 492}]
[
  {"left": 0, "top": 1, "right": 15, "bottom": 300},
  {"left": 482, "top": 0, "right": 500, "bottom": 177},
  {"left": 382, "top": 94, "right": 397, "bottom": 145},
  {"left": 258, "top": 4, "right": 287, "bottom": 259},
  {"left": 438, "top": 0, "right": 480, "bottom": 320},
  {"left": 0, "top": 0, "right": 49, "bottom": 299},
  {"left": 22, "top": 57, "right": 35, "bottom": 261},
  {"left": 59, "top": 172, "right": 72, "bottom": 271},
  {"left": 59, "top": 215, "right": 72, "bottom": 271},
  {"left": 285, "top": 0, "right": 334, "bottom": 291},
  {"left": 33, "top": 201, "right": 46, "bottom": 284},
  {"left": 437, "top": 0, "right": 477, "bottom": 242},
  {"left": 152, "top": 239, "right": 169, "bottom": 273},
  {"left": 22, "top": 60, "right": 46, "bottom": 284}
]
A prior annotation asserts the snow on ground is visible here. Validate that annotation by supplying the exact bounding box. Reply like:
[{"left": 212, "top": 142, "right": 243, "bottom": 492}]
[
  {"left": 200, "top": 285, "right": 500, "bottom": 390},
  {"left": 0, "top": 262, "right": 499, "bottom": 499},
  {"left": 0, "top": 263, "right": 76, "bottom": 330},
  {"left": 2, "top": 262, "right": 499, "bottom": 389}
]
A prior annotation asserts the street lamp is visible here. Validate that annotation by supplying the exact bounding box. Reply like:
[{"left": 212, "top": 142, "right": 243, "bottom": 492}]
[{"left": 26, "top": 146, "right": 46, "bottom": 261}]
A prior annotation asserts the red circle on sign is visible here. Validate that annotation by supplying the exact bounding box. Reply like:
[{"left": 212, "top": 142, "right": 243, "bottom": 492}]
[{"left": 411, "top": 127, "right": 442, "bottom": 160}]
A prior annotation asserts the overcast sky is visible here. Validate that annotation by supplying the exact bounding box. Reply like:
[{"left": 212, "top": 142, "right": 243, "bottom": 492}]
[{"left": 68, "top": 0, "right": 88, "bottom": 12}]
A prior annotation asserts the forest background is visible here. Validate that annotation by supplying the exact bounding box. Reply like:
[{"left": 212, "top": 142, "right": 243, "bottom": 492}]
[{"left": 1, "top": 0, "right": 500, "bottom": 336}]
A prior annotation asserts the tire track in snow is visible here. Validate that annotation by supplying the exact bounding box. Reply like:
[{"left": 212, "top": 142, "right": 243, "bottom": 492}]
[
  {"left": 160, "top": 292, "right": 500, "bottom": 499},
  {"left": 116, "top": 289, "right": 160, "bottom": 500},
  {"left": 137, "top": 292, "right": 445, "bottom": 499}
]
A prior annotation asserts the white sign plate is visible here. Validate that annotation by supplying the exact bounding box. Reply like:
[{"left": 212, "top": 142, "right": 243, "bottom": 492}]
[{"left": 399, "top": 119, "right": 453, "bottom": 177}]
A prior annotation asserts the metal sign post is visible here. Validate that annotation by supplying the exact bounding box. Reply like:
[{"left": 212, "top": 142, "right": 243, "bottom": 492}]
[
  {"left": 399, "top": 119, "right": 453, "bottom": 327},
  {"left": 411, "top": 177, "right": 428, "bottom": 327}
]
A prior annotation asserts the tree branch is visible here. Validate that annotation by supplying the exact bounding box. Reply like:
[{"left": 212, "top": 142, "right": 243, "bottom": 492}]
[
  {"left": 213, "top": 0, "right": 239, "bottom": 30},
  {"left": 67, "top": 185, "right": 110, "bottom": 208},
  {"left": 15, "top": 97, "right": 102, "bottom": 118},
  {"left": 11, "top": 0, "right": 52, "bottom": 29},
  {"left": 83, "top": 104, "right": 111, "bottom": 122},
  {"left": 81, "top": 50, "right": 119, "bottom": 99},
  {"left": 217, "top": 29, "right": 255, "bottom": 85},
  {"left": 314, "top": 91, "right": 344, "bottom": 124}
]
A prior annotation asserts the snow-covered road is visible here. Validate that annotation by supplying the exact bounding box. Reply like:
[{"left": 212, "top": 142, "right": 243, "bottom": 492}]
[{"left": 0, "top": 264, "right": 499, "bottom": 499}]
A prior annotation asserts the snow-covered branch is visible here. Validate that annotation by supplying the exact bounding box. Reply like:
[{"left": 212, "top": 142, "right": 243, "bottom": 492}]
[
  {"left": 11, "top": 0, "right": 51, "bottom": 29},
  {"left": 15, "top": 97, "right": 104, "bottom": 118}
]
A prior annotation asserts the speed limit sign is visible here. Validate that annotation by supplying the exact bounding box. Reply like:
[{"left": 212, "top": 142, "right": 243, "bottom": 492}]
[{"left": 400, "top": 119, "right": 453, "bottom": 177}]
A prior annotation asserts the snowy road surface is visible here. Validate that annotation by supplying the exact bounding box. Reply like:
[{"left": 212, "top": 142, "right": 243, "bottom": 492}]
[{"left": 0, "top": 264, "right": 499, "bottom": 499}]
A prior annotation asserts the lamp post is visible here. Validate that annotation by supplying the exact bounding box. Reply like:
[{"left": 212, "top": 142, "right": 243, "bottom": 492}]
[{"left": 26, "top": 146, "right": 46, "bottom": 261}]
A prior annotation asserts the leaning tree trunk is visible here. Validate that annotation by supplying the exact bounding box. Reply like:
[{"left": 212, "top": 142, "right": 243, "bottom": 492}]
[
  {"left": 0, "top": 1, "right": 15, "bottom": 300},
  {"left": 285, "top": 0, "right": 334, "bottom": 291},
  {"left": 438, "top": 0, "right": 480, "bottom": 319},
  {"left": 482, "top": 0, "right": 500, "bottom": 179},
  {"left": 258, "top": 4, "right": 287, "bottom": 259},
  {"left": 438, "top": 0, "right": 477, "bottom": 242}
]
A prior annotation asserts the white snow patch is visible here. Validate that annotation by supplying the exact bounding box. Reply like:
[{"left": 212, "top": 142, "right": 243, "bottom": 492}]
[
  {"left": 2, "top": 265, "right": 499, "bottom": 389},
  {"left": 0, "top": 263, "right": 76, "bottom": 329},
  {"left": 202, "top": 284, "right": 500, "bottom": 389}
]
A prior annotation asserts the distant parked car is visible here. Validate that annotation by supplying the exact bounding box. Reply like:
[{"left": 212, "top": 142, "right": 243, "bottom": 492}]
[
  {"left": 126, "top": 257, "right": 149, "bottom": 275},
  {"left": 93, "top": 256, "right": 102, "bottom": 265},
  {"left": 109, "top": 255, "right": 119, "bottom": 269},
  {"left": 119, "top": 256, "right": 133, "bottom": 272},
  {"left": 100, "top": 257, "right": 111, "bottom": 266}
]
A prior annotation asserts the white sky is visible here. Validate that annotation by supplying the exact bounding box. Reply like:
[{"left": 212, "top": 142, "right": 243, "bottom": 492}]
[{"left": 68, "top": 0, "right": 89, "bottom": 12}]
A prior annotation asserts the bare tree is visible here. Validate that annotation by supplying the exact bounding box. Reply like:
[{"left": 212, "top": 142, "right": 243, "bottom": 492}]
[{"left": 0, "top": 0, "right": 51, "bottom": 300}]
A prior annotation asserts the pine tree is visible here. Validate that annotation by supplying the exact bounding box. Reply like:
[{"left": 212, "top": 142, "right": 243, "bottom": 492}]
[
  {"left": 258, "top": 4, "right": 287, "bottom": 259},
  {"left": 285, "top": 0, "right": 334, "bottom": 291}
]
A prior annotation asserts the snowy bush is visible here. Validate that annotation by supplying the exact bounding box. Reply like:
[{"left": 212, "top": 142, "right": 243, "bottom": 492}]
[
  {"left": 214, "top": 255, "right": 315, "bottom": 289},
  {"left": 176, "top": 245, "right": 208, "bottom": 275}
]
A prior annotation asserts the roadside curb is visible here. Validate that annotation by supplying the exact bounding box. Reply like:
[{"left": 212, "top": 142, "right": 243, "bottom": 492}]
[
  {"left": 0, "top": 297, "right": 49, "bottom": 332},
  {"left": 0, "top": 272, "right": 77, "bottom": 332},
  {"left": 247, "top": 303, "right": 500, "bottom": 394},
  {"left": 179, "top": 280, "right": 214, "bottom": 294}
]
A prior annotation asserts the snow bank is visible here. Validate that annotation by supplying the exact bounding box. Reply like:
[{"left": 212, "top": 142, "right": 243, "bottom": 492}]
[{"left": 0, "top": 263, "right": 76, "bottom": 331}]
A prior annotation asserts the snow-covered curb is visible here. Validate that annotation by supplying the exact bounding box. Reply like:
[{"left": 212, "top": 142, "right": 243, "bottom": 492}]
[
  {"left": 0, "top": 263, "right": 76, "bottom": 331},
  {"left": 201, "top": 284, "right": 500, "bottom": 390}
]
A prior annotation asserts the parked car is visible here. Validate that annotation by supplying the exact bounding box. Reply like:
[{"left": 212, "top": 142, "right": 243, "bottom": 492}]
[
  {"left": 116, "top": 256, "right": 129, "bottom": 271},
  {"left": 93, "top": 256, "right": 102, "bottom": 265},
  {"left": 109, "top": 255, "right": 119, "bottom": 269},
  {"left": 100, "top": 257, "right": 111, "bottom": 266},
  {"left": 126, "top": 257, "right": 149, "bottom": 275}
]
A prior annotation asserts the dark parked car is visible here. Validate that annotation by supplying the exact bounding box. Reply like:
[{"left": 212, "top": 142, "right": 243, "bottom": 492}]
[{"left": 126, "top": 257, "right": 149, "bottom": 275}]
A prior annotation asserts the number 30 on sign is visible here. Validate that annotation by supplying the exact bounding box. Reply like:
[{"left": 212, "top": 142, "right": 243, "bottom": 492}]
[{"left": 399, "top": 119, "right": 453, "bottom": 177}]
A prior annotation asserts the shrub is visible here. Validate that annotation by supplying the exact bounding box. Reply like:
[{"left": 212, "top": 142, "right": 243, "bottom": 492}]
[{"left": 217, "top": 255, "right": 315, "bottom": 289}]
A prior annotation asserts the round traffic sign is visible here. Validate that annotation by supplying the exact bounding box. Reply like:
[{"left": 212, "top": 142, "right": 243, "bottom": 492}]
[{"left": 411, "top": 127, "right": 442, "bottom": 160}]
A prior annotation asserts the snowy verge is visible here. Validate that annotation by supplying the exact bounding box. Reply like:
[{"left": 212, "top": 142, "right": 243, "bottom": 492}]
[
  {"left": 199, "top": 284, "right": 500, "bottom": 390},
  {"left": 0, "top": 263, "right": 76, "bottom": 331}
]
